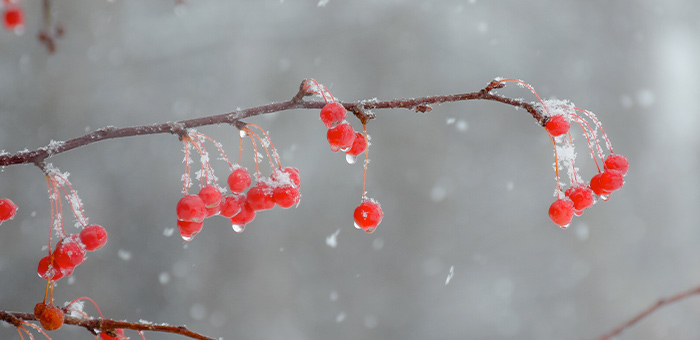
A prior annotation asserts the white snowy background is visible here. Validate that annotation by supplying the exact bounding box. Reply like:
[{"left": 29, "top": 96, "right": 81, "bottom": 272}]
[{"left": 1, "top": 1, "right": 699, "bottom": 339}]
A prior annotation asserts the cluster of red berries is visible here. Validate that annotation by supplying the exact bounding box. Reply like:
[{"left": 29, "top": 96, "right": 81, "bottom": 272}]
[
  {"left": 2, "top": 0, "right": 23, "bottom": 31},
  {"left": 0, "top": 198, "right": 17, "bottom": 224},
  {"left": 37, "top": 224, "right": 108, "bottom": 281}
]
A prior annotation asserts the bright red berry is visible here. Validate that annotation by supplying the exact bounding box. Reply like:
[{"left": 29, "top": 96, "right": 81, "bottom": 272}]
[
  {"left": 246, "top": 182, "right": 275, "bottom": 211},
  {"left": 198, "top": 185, "right": 222, "bottom": 217},
  {"left": 548, "top": 198, "right": 574, "bottom": 228},
  {"left": 598, "top": 170, "right": 624, "bottom": 192},
  {"left": 37, "top": 304, "right": 64, "bottom": 331},
  {"left": 219, "top": 195, "right": 243, "bottom": 218},
  {"left": 589, "top": 173, "right": 610, "bottom": 196},
  {"left": 230, "top": 202, "right": 256, "bottom": 231},
  {"left": 228, "top": 167, "right": 252, "bottom": 193},
  {"left": 327, "top": 123, "right": 356, "bottom": 152},
  {"left": 353, "top": 200, "right": 384, "bottom": 233},
  {"left": 565, "top": 185, "right": 594, "bottom": 215},
  {"left": 0, "top": 198, "right": 18, "bottom": 222},
  {"left": 271, "top": 167, "right": 301, "bottom": 187},
  {"left": 176, "top": 195, "right": 207, "bottom": 222},
  {"left": 37, "top": 256, "right": 63, "bottom": 281},
  {"left": 346, "top": 132, "right": 367, "bottom": 157},
  {"left": 53, "top": 238, "right": 86, "bottom": 269},
  {"left": 604, "top": 154, "right": 629, "bottom": 176},
  {"left": 320, "top": 102, "right": 347, "bottom": 128},
  {"left": 545, "top": 115, "right": 570, "bottom": 137},
  {"left": 3, "top": 6, "right": 23, "bottom": 30},
  {"left": 100, "top": 329, "right": 125, "bottom": 340},
  {"left": 79, "top": 224, "right": 108, "bottom": 251},
  {"left": 177, "top": 220, "right": 203, "bottom": 241},
  {"left": 273, "top": 185, "right": 301, "bottom": 208}
]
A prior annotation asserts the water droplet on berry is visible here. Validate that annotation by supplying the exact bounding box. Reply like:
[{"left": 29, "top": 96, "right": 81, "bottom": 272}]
[
  {"left": 599, "top": 194, "right": 610, "bottom": 202},
  {"left": 231, "top": 224, "right": 245, "bottom": 233},
  {"left": 181, "top": 234, "right": 195, "bottom": 242},
  {"left": 340, "top": 146, "right": 351, "bottom": 152},
  {"left": 353, "top": 221, "right": 362, "bottom": 230},
  {"left": 346, "top": 154, "right": 357, "bottom": 164},
  {"left": 559, "top": 223, "right": 570, "bottom": 229}
]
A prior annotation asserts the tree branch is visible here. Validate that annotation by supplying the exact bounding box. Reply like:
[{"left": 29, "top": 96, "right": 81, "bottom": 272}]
[{"left": 0, "top": 78, "right": 541, "bottom": 169}]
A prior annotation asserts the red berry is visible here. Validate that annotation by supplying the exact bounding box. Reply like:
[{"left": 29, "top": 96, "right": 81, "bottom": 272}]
[
  {"left": 273, "top": 185, "right": 301, "bottom": 208},
  {"left": 198, "top": 185, "right": 222, "bottom": 217},
  {"left": 353, "top": 200, "right": 384, "bottom": 233},
  {"left": 545, "top": 115, "right": 570, "bottom": 137},
  {"left": 3, "top": 6, "right": 23, "bottom": 30},
  {"left": 0, "top": 198, "right": 18, "bottom": 222},
  {"left": 219, "top": 195, "right": 243, "bottom": 218},
  {"left": 548, "top": 198, "right": 574, "bottom": 228},
  {"left": 100, "top": 329, "right": 125, "bottom": 340},
  {"left": 37, "top": 255, "right": 63, "bottom": 281},
  {"left": 54, "top": 238, "right": 86, "bottom": 269},
  {"left": 79, "top": 225, "right": 108, "bottom": 251},
  {"left": 246, "top": 182, "right": 275, "bottom": 211},
  {"left": 599, "top": 170, "right": 624, "bottom": 192},
  {"left": 271, "top": 167, "right": 301, "bottom": 187},
  {"left": 604, "top": 154, "right": 629, "bottom": 176},
  {"left": 346, "top": 132, "right": 367, "bottom": 157},
  {"left": 230, "top": 202, "right": 256, "bottom": 230},
  {"left": 327, "top": 123, "right": 356, "bottom": 152},
  {"left": 38, "top": 304, "right": 64, "bottom": 331},
  {"left": 176, "top": 195, "right": 207, "bottom": 222},
  {"left": 564, "top": 185, "right": 594, "bottom": 214},
  {"left": 228, "top": 167, "right": 252, "bottom": 193},
  {"left": 589, "top": 173, "right": 610, "bottom": 196},
  {"left": 320, "top": 102, "right": 347, "bottom": 128},
  {"left": 177, "top": 220, "right": 203, "bottom": 241}
]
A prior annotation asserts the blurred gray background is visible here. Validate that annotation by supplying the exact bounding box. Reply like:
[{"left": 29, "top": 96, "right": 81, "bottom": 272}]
[{"left": 1, "top": 0, "right": 699, "bottom": 339}]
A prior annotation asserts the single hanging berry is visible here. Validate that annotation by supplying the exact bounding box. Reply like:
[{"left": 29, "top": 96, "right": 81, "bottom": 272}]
[
  {"left": 598, "top": 170, "right": 625, "bottom": 192},
  {"left": 177, "top": 220, "right": 204, "bottom": 241},
  {"left": 36, "top": 303, "right": 64, "bottom": 331},
  {"left": 271, "top": 167, "right": 301, "bottom": 187},
  {"left": 228, "top": 167, "right": 252, "bottom": 193},
  {"left": 53, "top": 237, "right": 86, "bottom": 269},
  {"left": 564, "top": 185, "right": 594, "bottom": 215},
  {"left": 545, "top": 115, "right": 570, "bottom": 137},
  {"left": 353, "top": 199, "right": 384, "bottom": 233},
  {"left": 176, "top": 195, "right": 207, "bottom": 222},
  {"left": 589, "top": 173, "right": 610, "bottom": 197},
  {"left": 327, "top": 122, "right": 356, "bottom": 152},
  {"left": 3, "top": 5, "right": 23, "bottom": 30},
  {"left": 0, "top": 198, "right": 18, "bottom": 222},
  {"left": 346, "top": 132, "right": 368, "bottom": 157},
  {"left": 219, "top": 195, "right": 243, "bottom": 218},
  {"left": 230, "top": 202, "right": 256, "bottom": 232},
  {"left": 198, "top": 185, "right": 222, "bottom": 217},
  {"left": 548, "top": 198, "right": 574, "bottom": 228},
  {"left": 37, "top": 256, "right": 64, "bottom": 281},
  {"left": 604, "top": 154, "right": 629, "bottom": 175},
  {"left": 79, "top": 224, "right": 108, "bottom": 251},
  {"left": 320, "top": 102, "right": 347, "bottom": 128}
]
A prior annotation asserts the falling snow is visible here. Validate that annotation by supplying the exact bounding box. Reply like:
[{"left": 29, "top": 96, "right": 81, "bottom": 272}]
[
  {"left": 445, "top": 266, "right": 455, "bottom": 285},
  {"left": 326, "top": 229, "right": 340, "bottom": 248}
]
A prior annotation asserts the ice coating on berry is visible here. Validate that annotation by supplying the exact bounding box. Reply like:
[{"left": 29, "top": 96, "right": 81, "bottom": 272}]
[
  {"left": 54, "top": 238, "right": 86, "bottom": 268},
  {"left": 327, "top": 123, "right": 356, "bottom": 152},
  {"left": 176, "top": 195, "right": 207, "bottom": 222},
  {"left": 79, "top": 224, "right": 108, "bottom": 251},
  {"left": 565, "top": 185, "right": 594, "bottom": 213},
  {"left": 346, "top": 132, "right": 367, "bottom": 157},
  {"left": 545, "top": 115, "right": 570, "bottom": 137},
  {"left": 273, "top": 185, "right": 301, "bottom": 208},
  {"left": 177, "top": 220, "right": 203, "bottom": 241},
  {"left": 320, "top": 102, "right": 347, "bottom": 128},
  {"left": 599, "top": 170, "right": 624, "bottom": 192},
  {"left": 604, "top": 154, "right": 629, "bottom": 175},
  {"left": 246, "top": 182, "right": 275, "bottom": 211},
  {"left": 219, "top": 195, "right": 243, "bottom": 218},
  {"left": 198, "top": 185, "right": 222, "bottom": 209},
  {"left": 548, "top": 198, "right": 574, "bottom": 228},
  {"left": 0, "top": 198, "right": 18, "bottom": 222},
  {"left": 228, "top": 167, "right": 252, "bottom": 193},
  {"left": 353, "top": 200, "right": 384, "bottom": 233},
  {"left": 231, "top": 202, "right": 256, "bottom": 232}
]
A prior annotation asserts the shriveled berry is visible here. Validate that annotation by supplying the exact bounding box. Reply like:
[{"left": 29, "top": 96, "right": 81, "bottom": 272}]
[
  {"left": 320, "top": 102, "right": 347, "bottom": 128},
  {"left": 219, "top": 195, "right": 243, "bottom": 218},
  {"left": 545, "top": 115, "right": 570, "bottom": 137},
  {"left": 0, "top": 198, "right": 18, "bottom": 222},
  {"left": 34, "top": 302, "right": 46, "bottom": 319},
  {"left": 604, "top": 154, "right": 629, "bottom": 176},
  {"left": 599, "top": 170, "right": 624, "bottom": 192},
  {"left": 3, "top": 6, "right": 23, "bottom": 30},
  {"left": 176, "top": 195, "right": 207, "bottom": 222},
  {"left": 565, "top": 185, "right": 594, "bottom": 214},
  {"left": 228, "top": 167, "right": 252, "bottom": 193},
  {"left": 273, "top": 185, "right": 301, "bottom": 208},
  {"left": 177, "top": 220, "right": 203, "bottom": 241},
  {"left": 246, "top": 182, "right": 275, "bottom": 211},
  {"left": 271, "top": 167, "right": 301, "bottom": 187},
  {"left": 589, "top": 173, "right": 610, "bottom": 196},
  {"left": 327, "top": 122, "right": 355, "bottom": 152},
  {"left": 54, "top": 238, "right": 86, "bottom": 269},
  {"left": 37, "top": 255, "right": 63, "bottom": 281},
  {"left": 548, "top": 198, "right": 574, "bottom": 227},
  {"left": 80, "top": 224, "right": 108, "bottom": 251},
  {"left": 38, "top": 304, "right": 64, "bottom": 331},
  {"left": 346, "top": 132, "right": 367, "bottom": 157},
  {"left": 230, "top": 202, "right": 256, "bottom": 229},
  {"left": 353, "top": 200, "right": 384, "bottom": 233}
]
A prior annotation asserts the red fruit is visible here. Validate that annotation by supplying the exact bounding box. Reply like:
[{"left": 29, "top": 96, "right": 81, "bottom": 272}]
[
  {"left": 100, "top": 329, "right": 125, "bottom": 340},
  {"left": 327, "top": 123, "right": 355, "bottom": 152},
  {"left": 37, "top": 256, "right": 63, "bottom": 281},
  {"left": 38, "top": 304, "right": 64, "bottom": 331},
  {"left": 246, "top": 182, "right": 275, "bottom": 211},
  {"left": 273, "top": 185, "right": 301, "bottom": 208},
  {"left": 79, "top": 224, "right": 108, "bottom": 251},
  {"left": 564, "top": 185, "right": 594, "bottom": 214},
  {"left": 604, "top": 154, "right": 629, "bottom": 176},
  {"left": 599, "top": 170, "right": 624, "bottom": 192},
  {"left": 320, "top": 102, "right": 347, "bottom": 128},
  {"left": 198, "top": 185, "right": 222, "bottom": 208},
  {"left": 176, "top": 195, "right": 207, "bottom": 222},
  {"left": 54, "top": 238, "right": 86, "bottom": 269},
  {"left": 271, "top": 167, "right": 301, "bottom": 187},
  {"left": 589, "top": 173, "right": 610, "bottom": 196},
  {"left": 346, "top": 132, "right": 367, "bottom": 157},
  {"left": 548, "top": 198, "right": 574, "bottom": 228},
  {"left": 230, "top": 202, "right": 256, "bottom": 229},
  {"left": 177, "top": 220, "right": 203, "bottom": 241},
  {"left": 228, "top": 167, "right": 252, "bottom": 193},
  {"left": 353, "top": 200, "right": 384, "bottom": 233},
  {"left": 3, "top": 6, "right": 23, "bottom": 30},
  {"left": 219, "top": 195, "right": 243, "bottom": 218},
  {"left": 545, "top": 115, "right": 570, "bottom": 137},
  {"left": 0, "top": 198, "right": 18, "bottom": 221}
]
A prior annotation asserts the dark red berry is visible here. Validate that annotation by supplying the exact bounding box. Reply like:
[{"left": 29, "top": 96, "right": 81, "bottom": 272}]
[
  {"left": 353, "top": 200, "right": 384, "bottom": 233},
  {"left": 320, "top": 102, "right": 347, "bottom": 128},
  {"left": 548, "top": 198, "right": 574, "bottom": 228},
  {"left": 545, "top": 115, "right": 570, "bottom": 137},
  {"left": 38, "top": 304, "right": 64, "bottom": 331}
]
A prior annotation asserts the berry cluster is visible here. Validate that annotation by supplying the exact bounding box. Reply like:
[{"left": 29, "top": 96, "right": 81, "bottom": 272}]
[
  {"left": 492, "top": 79, "right": 628, "bottom": 228},
  {"left": 303, "top": 79, "right": 384, "bottom": 233},
  {"left": 0, "top": 197, "right": 17, "bottom": 224},
  {"left": 176, "top": 127, "right": 301, "bottom": 240},
  {"left": 2, "top": 0, "right": 23, "bottom": 32},
  {"left": 37, "top": 224, "right": 108, "bottom": 281}
]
